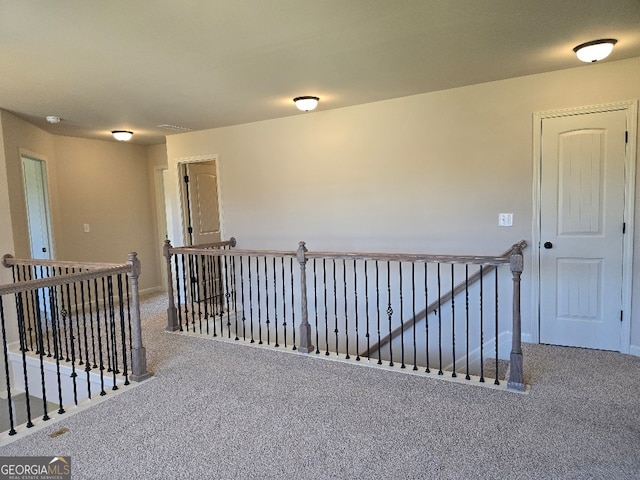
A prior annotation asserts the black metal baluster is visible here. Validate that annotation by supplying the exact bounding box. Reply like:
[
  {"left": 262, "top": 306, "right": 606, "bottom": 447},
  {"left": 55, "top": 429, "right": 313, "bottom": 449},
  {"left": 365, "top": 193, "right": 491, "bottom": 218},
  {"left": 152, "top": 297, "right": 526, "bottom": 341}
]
[
  {"left": 33, "top": 291, "right": 50, "bottom": 421},
  {"left": 188, "top": 254, "right": 197, "bottom": 332},
  {"left": 451, "top": 263, "right": 456, "bottom": 378},
  {"left": 290, "top": 257, "right": 296, "bottom": 350},
  {"left": 281, "top": 257, "right": 287, "bottom": 348},
  {"left": 365, "top": 261, "right": 370, "bottom": 359},
  {"left": 376, "top": 261, "right": 382, "bottom": 365},
  {"left": 479, "top": 265, "right": 485, "bottom": 383},
  {"left": 94, "top": 278, "right": 107, "bottom": 396},
  {"left": 41, "top": 266, "right": 52, "bottom": 357},
  {"left": 333, "top": 259, "right": 338, "bottom": 356},
  {"left": 399, "top": 262, "right": 405, "bottom": 369},
  {"left": 437, "top": 263, "right": 443, "bottom": 375},
  {"left": 49, "top": 287, "right": 65, "bottom": 414},
  {"left": 223, "top": 255, "right": 232, "bottom": 339},
  {"left": 117, "top": 274, "right": 130, "bottom": 386},
  {"left": 15, "top": 292, "right": 34, "bottom": 428},
  {"left": 313, "top": 259, "right": 320, "bottom": 354},
  {"left": 205, "top": 255, "right": 215, "bottom": 335},
  {"left": 0, "top": 297, "right": 18, "bottom": 435},
  {"left": 175, "top": 254, "right": 184, "bottom": 331},
  {"left": 64, "top": 281, "right": 79, "bottom": 406},
  {"left": 387, "top": 261, "right": 393, "bottom": 367},
  {"left": 199, "top": 255, "right": 207, "bottom": 334},
  {"left": 28, "top": 279, "right": 40, "bottom": 355},
  {"left": 273, "top": 257, "right": 279, "bottom": 347},
  {"left": 79, "top": 281, "right": 90, "bottom": 375},
  {"left": 263, "top": 257, "right": 270, "bottom": 345},
  {"left": 256, "top": 256, "right": 262, "bottom": 344},
  {"left": 87, "top": 280, "right": 98, "bottom": 369},
  {"left": 231, "top": 255, "right": 239, "bottom": 341},
  {"left": 80, "top": 280, "right": 92, "bottom": 399},
  {"left": 465, "top": 265, "right": 470, "bottom": 381},
  {"left": 412, "top": 263, "right": 417, "bottom": 371},
  {"left": 107, "top": 277, "right": 119, "bottom": 390},
  {"left": 101, "top": 278, "right": 112, "bottom": 373},
  {"left": 343, "top": 259, "right": 349, "bottom": 359},
  {"left": 354, "top": 259, "right": 360, "bottom": 361},
  {"left": 72, "top": 278, "right": 83, "bottom": 365},
  {"left": 60, "top": 269, "right": 71, "bottom": 361},
  {"left": 17, "top": 266, "right": 35, "bottom": 352},
  {"left": 248, "top": 255, "right": 254, "bottom": 343},
  {"left": 323, "top": 259, "right": 329, "bottom": 355},
  {"left": 239, "top": 256, "right": 246, "bottom": 341},
  {"left": 494, "top": 267, "right": 500, "bottom": 385},
  {"left": 425, "top": 262, "right": 430, "bottom": 373}
]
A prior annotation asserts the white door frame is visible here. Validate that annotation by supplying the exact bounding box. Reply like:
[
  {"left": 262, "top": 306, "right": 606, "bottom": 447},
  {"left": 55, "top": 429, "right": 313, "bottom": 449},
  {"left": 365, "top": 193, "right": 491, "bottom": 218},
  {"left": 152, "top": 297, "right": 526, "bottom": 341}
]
[
  {"left": 20, "top": 150, "right": 55, "bottom": 260},
  {"left": 531, "top": 100, "right": 638, "bottom": 353},
  {"left": 175, "top": 154, "right": 224, "bottom": 247}
]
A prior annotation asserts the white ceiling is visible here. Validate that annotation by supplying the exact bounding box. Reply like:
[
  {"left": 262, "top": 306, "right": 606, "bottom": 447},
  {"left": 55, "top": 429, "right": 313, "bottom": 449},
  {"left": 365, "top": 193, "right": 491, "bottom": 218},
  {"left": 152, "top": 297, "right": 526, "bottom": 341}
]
[{"left": 1, "top": 0, "right": 639, "bottom": 145}]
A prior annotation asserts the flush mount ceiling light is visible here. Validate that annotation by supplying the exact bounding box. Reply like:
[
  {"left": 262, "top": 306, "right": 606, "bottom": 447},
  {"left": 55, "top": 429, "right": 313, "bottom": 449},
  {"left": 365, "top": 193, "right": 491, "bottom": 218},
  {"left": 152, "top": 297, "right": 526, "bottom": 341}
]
[
  {"left": 573, "top": 38, "right": 617, "bottom": 63},
  {"left": 46, "top": 115, "right": 60, "bottom": 124},
  {"left": 293, "top": 96, "right": 319, "bottom": 111},
  {"left": 112, "top": 130, "right": 133, "bottom": 141}
]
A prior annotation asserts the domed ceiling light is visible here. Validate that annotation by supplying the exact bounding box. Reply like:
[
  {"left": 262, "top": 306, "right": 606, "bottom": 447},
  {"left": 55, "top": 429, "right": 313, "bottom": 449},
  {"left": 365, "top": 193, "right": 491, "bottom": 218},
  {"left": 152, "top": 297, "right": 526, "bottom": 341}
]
[
  {"left": 112, "top": 130, "right": 134, "bottom": 141},
  {"left": 293, "top": 96, "right": 319, "bottom": 111},
  {"left": 573, "top": 39, "right": 617, "bottom": 63}
]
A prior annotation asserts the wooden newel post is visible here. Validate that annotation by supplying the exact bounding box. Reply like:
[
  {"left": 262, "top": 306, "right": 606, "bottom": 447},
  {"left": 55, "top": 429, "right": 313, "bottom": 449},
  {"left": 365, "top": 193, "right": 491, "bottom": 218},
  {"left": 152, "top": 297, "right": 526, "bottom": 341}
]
[
  {"left": 164, "top": 239, "right": 180, "bottom": 332},
  {"left": 296, "top": 241, "right": 314, "bottom": 353},
  {"left": 507, "top": 244, "right": 525, "bottom": 392},
  {"left": 128, "top": 252, "right": 150, "bottom": 382}
]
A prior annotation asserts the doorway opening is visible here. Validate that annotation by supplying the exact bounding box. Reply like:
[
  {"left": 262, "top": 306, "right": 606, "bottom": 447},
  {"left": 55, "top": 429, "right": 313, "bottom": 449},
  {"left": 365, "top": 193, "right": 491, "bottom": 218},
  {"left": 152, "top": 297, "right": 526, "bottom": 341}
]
[{"left": 21, "top": 154, "right": 54, "bottom": 260}]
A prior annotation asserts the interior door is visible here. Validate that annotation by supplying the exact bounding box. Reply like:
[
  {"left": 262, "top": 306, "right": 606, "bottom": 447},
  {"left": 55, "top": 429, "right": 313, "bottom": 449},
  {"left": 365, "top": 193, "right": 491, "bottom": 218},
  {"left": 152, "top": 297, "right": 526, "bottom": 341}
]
[
  {"left": 181, "top": 160, "right": 223, "bottom": 306},
  {"left": 22, "top": 156, "right": 54, "bottom": 260},
  {"left": 539, "top": 109, "right": 627, "bottom": 351},
  {"left": 182, "top": 161, "right": 221, "bottom": 246}
]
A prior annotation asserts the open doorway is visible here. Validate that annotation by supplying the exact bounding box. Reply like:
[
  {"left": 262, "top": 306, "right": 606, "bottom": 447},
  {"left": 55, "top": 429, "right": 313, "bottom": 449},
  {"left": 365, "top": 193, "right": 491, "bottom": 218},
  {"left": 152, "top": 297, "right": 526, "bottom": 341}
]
[{"left": 21, "top": 155, "right": 54, "bottom": 260}]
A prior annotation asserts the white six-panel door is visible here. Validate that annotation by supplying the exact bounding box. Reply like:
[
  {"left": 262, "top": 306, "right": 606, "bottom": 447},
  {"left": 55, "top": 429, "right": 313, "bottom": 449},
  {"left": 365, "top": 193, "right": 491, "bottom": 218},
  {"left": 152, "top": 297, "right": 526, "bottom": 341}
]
[{"left": 539, "top": 109, "right": 626, "bottom": 351}]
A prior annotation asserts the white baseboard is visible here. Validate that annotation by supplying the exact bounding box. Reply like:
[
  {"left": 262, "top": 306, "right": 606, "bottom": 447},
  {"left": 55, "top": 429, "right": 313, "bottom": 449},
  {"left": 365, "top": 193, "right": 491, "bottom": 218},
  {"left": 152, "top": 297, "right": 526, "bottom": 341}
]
[{"left": 629, "top": 345, "right": 640, "bottom": 357}]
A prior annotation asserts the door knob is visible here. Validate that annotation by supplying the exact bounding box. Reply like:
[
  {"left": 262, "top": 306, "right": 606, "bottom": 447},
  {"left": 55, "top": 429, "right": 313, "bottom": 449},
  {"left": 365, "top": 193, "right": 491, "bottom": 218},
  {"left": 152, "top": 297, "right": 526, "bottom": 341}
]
[{"left": 543, "top": 241, "right": 553, "bottom": 249}]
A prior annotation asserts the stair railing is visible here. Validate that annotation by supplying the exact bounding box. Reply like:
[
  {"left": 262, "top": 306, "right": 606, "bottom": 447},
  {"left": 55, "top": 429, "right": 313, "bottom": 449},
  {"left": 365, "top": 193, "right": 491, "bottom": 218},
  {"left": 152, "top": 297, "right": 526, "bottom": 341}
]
[
  {"left": 0, "top": 253, "right": 149, "bottom": 437},
  {"left": 164, "top": 239, "right": 525, "bottom": 392}
]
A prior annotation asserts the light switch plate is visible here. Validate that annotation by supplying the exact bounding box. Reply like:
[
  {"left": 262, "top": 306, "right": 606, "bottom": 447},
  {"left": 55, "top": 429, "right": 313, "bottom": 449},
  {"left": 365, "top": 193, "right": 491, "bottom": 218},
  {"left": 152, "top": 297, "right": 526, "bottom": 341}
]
[{"left": 498, "top": 213, "right": 513, "bottom": 227}]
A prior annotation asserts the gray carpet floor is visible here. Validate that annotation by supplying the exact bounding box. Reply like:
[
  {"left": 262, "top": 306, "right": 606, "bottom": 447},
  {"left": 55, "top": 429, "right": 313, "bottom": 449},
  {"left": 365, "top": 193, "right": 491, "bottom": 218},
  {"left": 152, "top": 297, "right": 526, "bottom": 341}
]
[{"left": 0, "top": 293, "right": 638, "bottom": 479}]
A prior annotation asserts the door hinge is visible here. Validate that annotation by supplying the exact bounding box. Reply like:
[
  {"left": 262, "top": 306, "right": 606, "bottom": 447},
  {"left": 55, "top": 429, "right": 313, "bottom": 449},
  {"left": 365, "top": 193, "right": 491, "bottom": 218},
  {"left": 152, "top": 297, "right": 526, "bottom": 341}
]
[
  {"left": 188, "top": 226, "right": 193, "bottom": 234},
  {"left": 621, "top": 310, "right": 624, "bottom": 322},
  {"left": 625, "top": 131, "right": 629, "bottom": 143},
  {"left": 183, "top": 175, "right": 189, "bottom": 183},
  {"left": 623, "top": 222, "right": 626, "bottom": 234}
]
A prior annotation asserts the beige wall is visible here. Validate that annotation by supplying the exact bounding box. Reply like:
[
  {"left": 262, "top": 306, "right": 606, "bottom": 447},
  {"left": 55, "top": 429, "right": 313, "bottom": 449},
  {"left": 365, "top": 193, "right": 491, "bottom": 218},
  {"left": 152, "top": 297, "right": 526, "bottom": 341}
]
[
  {"left": 53, "top": 136, "right": 160, "bottom": 291},
  {"left": 1, "top": 111, "right": 59, "bottom": 258},
  {"left": 0, "top": 110, "right": 163, "bottom": 292},
  {"left": 165, "top": 56, "right": 640, "bottom": 352}
]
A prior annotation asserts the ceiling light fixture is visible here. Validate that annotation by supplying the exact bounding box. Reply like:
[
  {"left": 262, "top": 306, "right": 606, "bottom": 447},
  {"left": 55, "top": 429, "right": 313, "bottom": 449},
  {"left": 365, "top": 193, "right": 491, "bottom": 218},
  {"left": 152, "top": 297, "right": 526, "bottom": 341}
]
[
  {"left": 573, "top": 38, "right": 617, "bottom": 63},
  {"left": 46, "top": 115, "right": 61, "bottom": 124},
  {"left": 112, "top": 130, "right": 133, "bottom": 141},
  {"left": 293, "top": 96, "right": 319, "bottom": 111}
]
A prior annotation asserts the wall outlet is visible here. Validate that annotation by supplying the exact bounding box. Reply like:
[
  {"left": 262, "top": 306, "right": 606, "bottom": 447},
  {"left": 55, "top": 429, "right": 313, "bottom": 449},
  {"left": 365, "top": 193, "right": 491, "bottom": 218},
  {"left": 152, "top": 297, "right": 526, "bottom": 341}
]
[
  {"left": 498, "top": 213, "right": 513, "bottom": 227},
  {"left": 83, "top": 223, "right": 90, "bottom": 233}
]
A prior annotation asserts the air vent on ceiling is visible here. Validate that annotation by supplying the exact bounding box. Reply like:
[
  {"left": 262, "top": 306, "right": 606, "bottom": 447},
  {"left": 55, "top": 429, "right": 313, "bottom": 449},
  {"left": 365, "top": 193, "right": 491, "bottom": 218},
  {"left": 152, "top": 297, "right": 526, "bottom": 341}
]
[{"left": 156, "top": 124, "right": 192, "bottom": 132}]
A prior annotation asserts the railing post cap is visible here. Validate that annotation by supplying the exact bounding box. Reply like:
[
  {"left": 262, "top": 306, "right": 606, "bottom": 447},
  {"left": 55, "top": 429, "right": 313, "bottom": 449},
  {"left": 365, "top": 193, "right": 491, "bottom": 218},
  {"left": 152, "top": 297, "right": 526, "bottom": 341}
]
[
  {"left": 2, "top": 254, "right": 14, "bottom": 268},
  {"left": 297, "top": 241, "right": 307, "bottom": 263},
  {"left": 230, "top": 237, "right": 237, "bottom": 247},
  {"left": 128, "top": 252, "right": 141, "bottom": 276}
]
